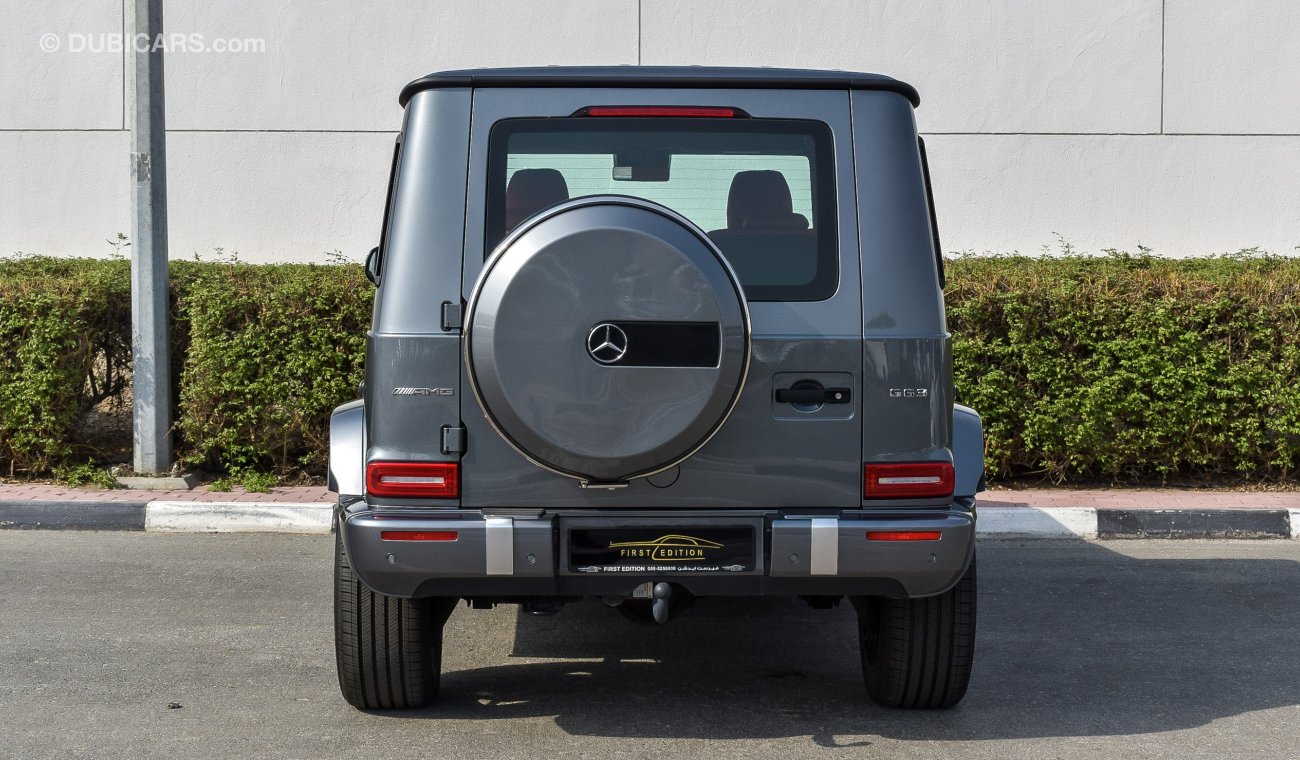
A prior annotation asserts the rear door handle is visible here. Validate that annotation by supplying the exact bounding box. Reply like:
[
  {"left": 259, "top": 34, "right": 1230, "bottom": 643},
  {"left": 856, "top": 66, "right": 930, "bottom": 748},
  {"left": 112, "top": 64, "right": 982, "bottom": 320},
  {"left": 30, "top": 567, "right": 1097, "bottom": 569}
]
[{"left": 775, "top": 387, "right": 852, "bottom": 405}]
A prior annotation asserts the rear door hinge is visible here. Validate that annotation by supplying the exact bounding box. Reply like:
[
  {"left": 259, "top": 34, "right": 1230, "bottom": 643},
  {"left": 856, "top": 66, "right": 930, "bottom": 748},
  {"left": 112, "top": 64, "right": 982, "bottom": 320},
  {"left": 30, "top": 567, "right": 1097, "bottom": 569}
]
[
  {"left": 440, "top": 424, "right": 466, "bottom": 455},
  {"left": 441, "top": 301, "right": 463, "bottom": 332}
]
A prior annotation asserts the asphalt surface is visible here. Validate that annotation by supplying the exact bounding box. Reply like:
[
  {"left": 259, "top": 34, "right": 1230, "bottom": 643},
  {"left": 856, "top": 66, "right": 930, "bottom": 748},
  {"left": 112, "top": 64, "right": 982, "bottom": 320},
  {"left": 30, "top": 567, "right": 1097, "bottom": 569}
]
[{"left": 1, "top": 534, "right": 1297, "bottom": 759}]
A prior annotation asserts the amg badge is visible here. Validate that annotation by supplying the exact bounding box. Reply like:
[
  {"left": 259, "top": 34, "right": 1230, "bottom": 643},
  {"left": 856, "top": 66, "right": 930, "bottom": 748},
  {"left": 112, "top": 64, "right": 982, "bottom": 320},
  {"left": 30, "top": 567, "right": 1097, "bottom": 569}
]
[{"left": 392, "top": 387, "right": 454, "bottom": 396}]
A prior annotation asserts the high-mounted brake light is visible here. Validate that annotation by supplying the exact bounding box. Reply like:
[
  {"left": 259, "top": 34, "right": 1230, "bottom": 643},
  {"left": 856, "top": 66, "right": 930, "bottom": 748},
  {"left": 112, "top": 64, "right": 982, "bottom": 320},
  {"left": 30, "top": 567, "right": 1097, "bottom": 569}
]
[
  {"left": 366, "top": 462, "right": 459, "bottom": 499},
  {"left": 866, "top": 531, "right": 943, "bottom": 542},
  {"left": 579, "top": 106, "right": 740, "bottom": 118},
  {"left": 863, "top": 462, "right": 954, "bottom": 499},
  {"left": 380, "top": 530, "right": 459, "bottom": 542}
]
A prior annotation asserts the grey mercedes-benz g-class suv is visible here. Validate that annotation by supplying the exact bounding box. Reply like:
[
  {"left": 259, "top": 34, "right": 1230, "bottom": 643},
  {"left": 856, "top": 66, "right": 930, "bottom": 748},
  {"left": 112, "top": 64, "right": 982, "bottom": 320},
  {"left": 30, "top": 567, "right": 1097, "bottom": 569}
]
[{"left": 330, "top": 66, "right": 984, "bottom": 711}]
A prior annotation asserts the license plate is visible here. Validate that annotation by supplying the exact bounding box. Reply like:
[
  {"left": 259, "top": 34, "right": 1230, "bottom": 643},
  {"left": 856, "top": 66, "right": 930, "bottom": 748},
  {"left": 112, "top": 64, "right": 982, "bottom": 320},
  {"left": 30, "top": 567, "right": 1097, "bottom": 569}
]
[{"left": 568, "top": 526, "right": 756, "bottom": 574}]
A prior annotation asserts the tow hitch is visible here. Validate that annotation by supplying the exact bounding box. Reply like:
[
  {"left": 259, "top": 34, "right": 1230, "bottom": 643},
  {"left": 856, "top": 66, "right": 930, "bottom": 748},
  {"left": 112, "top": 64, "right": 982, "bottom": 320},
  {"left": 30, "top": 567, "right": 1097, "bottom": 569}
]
[
  {"left": 651, "top": 582, "right": 673, "bottom": 624},
  {"left": 612, "top": 582, "right": 691, "bottom": 625}
]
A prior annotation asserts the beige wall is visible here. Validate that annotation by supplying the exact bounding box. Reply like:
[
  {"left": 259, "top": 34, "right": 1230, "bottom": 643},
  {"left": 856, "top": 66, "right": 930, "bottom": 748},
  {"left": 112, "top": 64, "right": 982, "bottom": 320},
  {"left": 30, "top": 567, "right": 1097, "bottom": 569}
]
[{"left": 2, "top": 0, "right": 1297, "bottom": 262}]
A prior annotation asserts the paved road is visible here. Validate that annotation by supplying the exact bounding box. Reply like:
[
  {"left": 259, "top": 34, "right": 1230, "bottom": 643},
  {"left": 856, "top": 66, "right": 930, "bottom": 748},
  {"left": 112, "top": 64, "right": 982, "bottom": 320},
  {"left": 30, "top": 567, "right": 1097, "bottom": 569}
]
[{"left": 1, "top": 533, "right": 1297, "bottom": 759}]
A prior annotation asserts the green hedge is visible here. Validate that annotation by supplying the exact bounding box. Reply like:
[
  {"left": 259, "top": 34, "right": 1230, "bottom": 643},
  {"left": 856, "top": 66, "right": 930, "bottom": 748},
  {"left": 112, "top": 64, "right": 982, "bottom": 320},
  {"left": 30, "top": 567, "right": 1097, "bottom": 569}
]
[
  {"left": 0, "top": 257, "right": 369, "bottom": 479},
  {"left": 949, "top": 254, "right": 1300, "bottom": 482},
  {"left": 0, "top": 254, "right": 1297, "bottom": 483},
  {"left": 0, "top": 258, "right": 131, "bottom": 475},
  {"left": 175, "top": 263, "right": 371, "bottom": 475}
]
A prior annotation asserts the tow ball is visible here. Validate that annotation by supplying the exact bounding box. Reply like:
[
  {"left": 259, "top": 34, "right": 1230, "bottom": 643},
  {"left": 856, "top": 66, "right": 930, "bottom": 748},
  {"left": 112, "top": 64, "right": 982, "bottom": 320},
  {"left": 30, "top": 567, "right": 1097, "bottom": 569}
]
[
  {"left": 609, "top": 581, "right": 683, "bottom": 625},
  {"left": 650, "top": 582, "right": 673, "bottom": 624}
]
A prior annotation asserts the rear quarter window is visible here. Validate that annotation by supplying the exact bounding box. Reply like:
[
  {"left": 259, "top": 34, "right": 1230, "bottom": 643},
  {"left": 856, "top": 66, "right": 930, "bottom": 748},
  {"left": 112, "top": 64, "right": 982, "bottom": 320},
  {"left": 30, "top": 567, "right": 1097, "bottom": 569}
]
[{"left": 485, "top": 117, "right": 837, "bottom": 301}]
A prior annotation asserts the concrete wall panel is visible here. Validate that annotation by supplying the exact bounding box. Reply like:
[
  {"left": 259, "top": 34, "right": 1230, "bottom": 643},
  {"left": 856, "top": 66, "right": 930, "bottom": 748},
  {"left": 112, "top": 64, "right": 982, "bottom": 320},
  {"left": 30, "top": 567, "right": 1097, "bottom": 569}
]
[
  {"left": 641, "top": 0, "right": 1163, "bottom": 134},
  {"left": 1, "top": 0, "right": 123, "bottom": 130},
  {"left": 0, "top": 131, "right": 128, "bottom": 256},
  {"left": 164, "top": 0, "right": 639, "bottom": 131},
  {"left": 1164, "top": 0, "right": 1300, "bottom": 134},
  {"left": 2, "top": 2, "right": 1296, "bottom": 261},
  {"left": 924, "top": 134, "right": 1300, "bottom": 256},
  {"left": 164, "top": 131, "right": 394, "bottom": 262}
]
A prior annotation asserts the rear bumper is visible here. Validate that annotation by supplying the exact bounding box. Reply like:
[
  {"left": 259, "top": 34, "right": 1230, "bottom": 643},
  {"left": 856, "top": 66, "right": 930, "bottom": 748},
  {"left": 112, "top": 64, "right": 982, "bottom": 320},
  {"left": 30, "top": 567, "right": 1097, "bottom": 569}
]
[{"left": 340, "top": 504, "right": 975, "bottom": 600}]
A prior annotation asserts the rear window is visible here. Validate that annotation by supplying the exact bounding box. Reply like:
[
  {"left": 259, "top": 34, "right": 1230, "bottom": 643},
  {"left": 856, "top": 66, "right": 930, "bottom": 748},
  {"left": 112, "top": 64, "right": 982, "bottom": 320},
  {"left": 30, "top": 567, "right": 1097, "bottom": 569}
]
[{"left": 485, "top": 118, "right": 836, "bottom": 301}]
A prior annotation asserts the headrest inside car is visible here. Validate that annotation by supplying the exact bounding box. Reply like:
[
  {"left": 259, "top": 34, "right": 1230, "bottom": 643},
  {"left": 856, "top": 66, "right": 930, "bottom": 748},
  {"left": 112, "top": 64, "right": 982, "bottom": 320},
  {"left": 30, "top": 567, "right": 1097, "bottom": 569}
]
[
  {"left": 505, "top": 168, "right": 570, "bottom": 230},
  {"left": 726, "top": 170, "right": 808, "bottom": 231}
]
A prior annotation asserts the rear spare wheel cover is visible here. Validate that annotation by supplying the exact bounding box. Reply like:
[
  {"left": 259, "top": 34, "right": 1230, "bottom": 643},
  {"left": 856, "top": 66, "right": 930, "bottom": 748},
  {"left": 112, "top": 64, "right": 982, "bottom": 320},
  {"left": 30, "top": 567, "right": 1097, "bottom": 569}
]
[{"left": 465, "top": 196, "right": 750, "bottom": 485}]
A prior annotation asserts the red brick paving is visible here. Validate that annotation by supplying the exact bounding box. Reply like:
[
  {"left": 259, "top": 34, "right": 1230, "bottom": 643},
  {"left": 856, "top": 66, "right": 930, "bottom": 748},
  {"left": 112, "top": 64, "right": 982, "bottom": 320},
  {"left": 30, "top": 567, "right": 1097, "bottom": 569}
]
[
  {"left": 0, "top": 483, "right": 333, "bottom": 504},
  {"left": 981, "top": 488, "right": 1299, "bottom": 510},
  {"left": 0, "top": 483, "right": 1295, "bottom": 509}
]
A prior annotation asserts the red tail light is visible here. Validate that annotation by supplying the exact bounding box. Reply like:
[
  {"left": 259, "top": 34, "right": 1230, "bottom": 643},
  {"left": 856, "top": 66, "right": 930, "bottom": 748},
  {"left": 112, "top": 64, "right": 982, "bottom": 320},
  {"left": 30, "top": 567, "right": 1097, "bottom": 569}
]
[
  {"left": 866, "top": 531, "right": 942, "bottom": 541},
  {"left": 380, "top": 530, "right": 459, "bottom": 541},
  {"left": 863, "top": 462, "right": 954, "bottom": 499},
  {"left": 366, "top": 462, "right": 459, "bottom": 499},
  {"left": 579, "top": 106, "right": 739, "bottom": 118}
]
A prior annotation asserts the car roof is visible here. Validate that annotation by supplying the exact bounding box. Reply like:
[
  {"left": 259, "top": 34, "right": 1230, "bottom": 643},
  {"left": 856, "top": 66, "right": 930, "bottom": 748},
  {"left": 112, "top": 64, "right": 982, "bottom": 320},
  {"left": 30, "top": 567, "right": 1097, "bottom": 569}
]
[{"left": 399, "top": 66, "right": 920, "bottom": 108}]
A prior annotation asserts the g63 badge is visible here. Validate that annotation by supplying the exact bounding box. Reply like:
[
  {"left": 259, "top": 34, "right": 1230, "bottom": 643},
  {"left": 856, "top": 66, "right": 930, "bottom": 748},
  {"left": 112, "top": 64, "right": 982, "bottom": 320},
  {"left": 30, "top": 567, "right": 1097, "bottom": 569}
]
[{"left": 889, "top": 388, "right": 929, "bottom": 398}]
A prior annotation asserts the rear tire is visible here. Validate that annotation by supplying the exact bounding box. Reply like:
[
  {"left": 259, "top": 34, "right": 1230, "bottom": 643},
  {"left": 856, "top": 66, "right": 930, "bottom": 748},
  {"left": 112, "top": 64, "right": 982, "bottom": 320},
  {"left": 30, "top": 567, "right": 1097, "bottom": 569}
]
[
  {"left": 853, "top": 554, "right": 976, "bottom": 709},
  {"left": 334, "top": 530, "right": 456, "bottom": 710}
]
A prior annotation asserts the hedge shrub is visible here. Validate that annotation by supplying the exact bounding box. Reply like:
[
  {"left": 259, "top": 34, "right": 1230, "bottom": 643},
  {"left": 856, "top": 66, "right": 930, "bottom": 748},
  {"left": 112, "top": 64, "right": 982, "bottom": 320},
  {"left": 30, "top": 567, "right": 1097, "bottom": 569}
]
[
  {"left": 0, "top": 253, "right": 1296, "bottom": 483},
  {"left": 0, "top": 258, "right": 131, "bottom": 475},
  {"left": 174, "top": 262, "right": 371, "bottom": 475},
  {"left": 949, "top": 253, "right": 1300, "bottom": 482}
]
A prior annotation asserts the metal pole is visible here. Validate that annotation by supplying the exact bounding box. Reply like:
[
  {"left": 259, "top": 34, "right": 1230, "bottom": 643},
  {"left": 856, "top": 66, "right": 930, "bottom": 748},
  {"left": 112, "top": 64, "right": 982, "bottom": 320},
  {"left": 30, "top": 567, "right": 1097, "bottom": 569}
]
[{"left": 128, "top": 0, "right": 171, "bottom": 474}]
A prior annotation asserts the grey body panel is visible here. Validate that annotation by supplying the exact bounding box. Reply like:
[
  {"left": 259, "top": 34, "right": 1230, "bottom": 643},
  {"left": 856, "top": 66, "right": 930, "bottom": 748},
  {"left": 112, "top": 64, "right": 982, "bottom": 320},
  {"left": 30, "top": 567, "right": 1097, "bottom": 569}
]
[
  {"left": 953, "top": 404, "right": 985, "bottom": 497},
  {"left": 399, "top": 66, "right": 920, "bottom": 106},
  {"left": 852, "top": 91, "right": 947, "bottom": 338},
  {"left": 371, "top": 88, "right": 469, "bottom": 335},
  {"left": 327, "top": 400, "right": 365, "bottom": 497},
  {"left": 365, "top": 335, "right": 461, "bottom": 468},
  {"left": 851, "top": 90, "right": 956, "bottom": 506},
  {"left": 359, "top": 87, "right": 470, "bottom": 504}
]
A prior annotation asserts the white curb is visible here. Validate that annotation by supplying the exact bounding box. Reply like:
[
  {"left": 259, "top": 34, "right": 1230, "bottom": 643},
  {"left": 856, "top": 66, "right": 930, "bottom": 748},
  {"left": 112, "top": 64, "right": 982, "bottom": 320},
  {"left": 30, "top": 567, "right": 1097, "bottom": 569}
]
[
  {"left": 145, "top": 502, "right": 332, "bottom": 533},
  {"left": 976, "top": 507, "right": 1097, "bottom": 539},
  {"left": 128, "top": 503, "right": 1291, "bottom": 540}
]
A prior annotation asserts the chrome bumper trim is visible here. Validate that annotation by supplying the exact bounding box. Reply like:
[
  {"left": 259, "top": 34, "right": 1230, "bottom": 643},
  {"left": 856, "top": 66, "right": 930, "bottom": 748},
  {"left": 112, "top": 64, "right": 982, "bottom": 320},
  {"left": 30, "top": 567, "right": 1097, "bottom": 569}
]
[
  {"left": 809, "top": 517, "right": 839, "bottom": 575},
  {"left": 484, "top": 517, "right": 514, "bottom": 575}
]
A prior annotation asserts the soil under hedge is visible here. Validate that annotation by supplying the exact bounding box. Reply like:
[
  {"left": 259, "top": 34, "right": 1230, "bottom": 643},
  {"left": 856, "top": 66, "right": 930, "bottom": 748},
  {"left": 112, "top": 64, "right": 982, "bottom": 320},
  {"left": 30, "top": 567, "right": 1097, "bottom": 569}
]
[{"left": 1, "top": 254, "right": 1296, "bottom": 483}]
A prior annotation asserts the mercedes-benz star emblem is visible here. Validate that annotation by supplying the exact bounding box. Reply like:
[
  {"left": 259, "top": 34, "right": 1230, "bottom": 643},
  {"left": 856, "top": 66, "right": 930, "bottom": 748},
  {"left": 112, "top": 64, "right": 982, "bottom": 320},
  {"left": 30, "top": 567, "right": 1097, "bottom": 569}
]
[{"left": 587, "top": 323, "right": 629, "bottom": 364}]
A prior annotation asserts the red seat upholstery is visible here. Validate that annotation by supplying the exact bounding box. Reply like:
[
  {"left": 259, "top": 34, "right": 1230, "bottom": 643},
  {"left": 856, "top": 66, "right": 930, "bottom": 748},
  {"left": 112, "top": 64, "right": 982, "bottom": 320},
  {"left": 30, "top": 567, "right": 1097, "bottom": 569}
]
[{"left": 505, "top": 168, "right": 570, "bottom": 231}]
